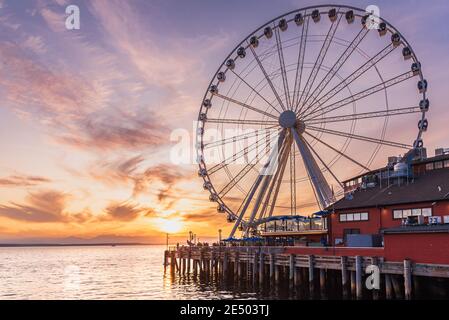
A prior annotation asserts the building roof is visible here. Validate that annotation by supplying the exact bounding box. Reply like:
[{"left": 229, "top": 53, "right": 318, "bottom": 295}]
[
  {"left": 411, "top": 153, "right": 449, "bottom": 164},
  {"left": 329, "top": 168, "right": 449, "bottom": 210},
  {"left": 382, "top": 224, "right": 449, "bottom": 234}
]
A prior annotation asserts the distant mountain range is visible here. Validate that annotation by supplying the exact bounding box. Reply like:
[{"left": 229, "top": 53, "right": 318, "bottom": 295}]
[{"left": 0, "top": 234, "right": 217, "bottom": 247}]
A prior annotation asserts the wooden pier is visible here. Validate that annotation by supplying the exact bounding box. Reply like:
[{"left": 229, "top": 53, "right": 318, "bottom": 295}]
[{"left": 164, "top": 246, "right": 449, "bottom": 299}]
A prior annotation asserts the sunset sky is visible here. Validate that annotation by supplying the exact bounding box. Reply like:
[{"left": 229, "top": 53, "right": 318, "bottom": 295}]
[{"left": 0, "top": 0, "right": 448, "bottom": 244}]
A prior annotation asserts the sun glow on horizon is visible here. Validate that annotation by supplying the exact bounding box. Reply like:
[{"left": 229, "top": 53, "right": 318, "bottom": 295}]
[{"left": 155, "top": 218, "right": 184, "bottom": 234}]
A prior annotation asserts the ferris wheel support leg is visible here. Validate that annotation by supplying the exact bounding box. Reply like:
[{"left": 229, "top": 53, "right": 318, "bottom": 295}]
[
  {"left": 244, "top": 136, "right": 290, "bottom": 237},
  {"left": 291, "top": 128, "right": 333, "bottom": 210},
  {"left": 259, "top": 136, "right": 292, "bottom": 221},
  {"left": 228, "top": 130, "right": 287, "bottom": 239}
]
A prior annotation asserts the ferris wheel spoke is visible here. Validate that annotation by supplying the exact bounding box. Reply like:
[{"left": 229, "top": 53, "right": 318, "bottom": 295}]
[
  {"left": 304, "top": 43, "right": 397, "bottom": 116},
  {"left": 206, "top": 118, "right": 278, "bottom": 126},
  {"left": 302, "top": 136, "right": 344, "bottom": 189},
  {"left": 208, "top": 134, "right": 278, "bottom": 175},
  {"left": 295, "top": 11, "right": 343, "bottom": 114},
  {"left": 229, "top": 69, "right": 282, "bottom": 114},
  {"left": 203, "top": 126, "right": 278, "bottom": 149},
  {"left": 303, "top": 131, "right": 370, "bottom": 172},
  {"left": 304, "top": 71, "right": 416, "bottom": 121},
  {"left": 300, "top": 27, "right": 370, "bottom": 116},
  {"left": 306, "top": 126, "right": 412, "bottom": 149},
  {"left": 218, "top": 141, "right": 272, "bottom": 197},
  {"left": 292, "top": 15, "right": 309, "bottom": 109},
  {"left": 212, "top": 93, "right": 278, "bottom": 120},
  {"left": 305, "top": 106, "right": 422, "bottom": 125},
  {"left": 208, "top": 133, "right": 273, "bottom": 175},
  {"left": 274, "top": 26, "right": 292, "bottom": 109},
  {"left": 248, "top": 45, "right": 287, "bottom": 111}
]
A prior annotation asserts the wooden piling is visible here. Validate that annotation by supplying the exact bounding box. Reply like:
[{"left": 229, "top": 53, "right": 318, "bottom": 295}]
[
  {"left": 350, "top": 271, "right": 356, "bottom": 297},
  {"left": 253, "top": 252, "right": 258, "bottom": 284},
  {"left": 270, "top": 253, "right": 275, "bottom": 282},
  {"left": 238, "top": 260, "right": 243, "bottom": 280},
  {"left": 355, "top": 256, "right": 363, "bottom": 300},
  {"left": 294, "top": 266, "right": 302, "bottom": 287},
  {"left": 182, "top": 258, "right": 186, "bottom": 275},
  {"left": 289, "top": 254, "right": 295, "bottom": 282},
  {"left": 391, "top": 274, "right": 403, "bottom": 299},
  {"left": 320, "top": 269, "right": 326, "bottom": 298},
  {"left": 187, "top": 250, "right": 191, "bottom": 274},
  {"left": 404, "top": 259, "right": 412, "bottom": 300},
  {"left": 275, "top": 264, "right": 280, "bottom": 284},
  {"left": 372, "top": 257, "right": 379, "bottom": 300},
  {"left": 385, "top": 274, "right": 393, "bottom": 299},
  {"left": 234, "top": 251, "right": 239, "bottom": 279},
  {"left": 259, "top": 252, "right": 264, "bottom": 286},
  {"left": 341, "top": 256, "right": 348, "bottom": 298},
  {"left": 223, "top": 250, "right": 228, "bottom": 279},
  {"left": 308, "top": 255, "right": 315, "bottom": 297},
  {"left": 164, "top": 250, "right": 169, "bottom": 273},
  {"left": 170, "top": 251, "right": 176, "bottom": 275},
  {"left": 193, "top": 259, "right": 198, "bottom": 277}
]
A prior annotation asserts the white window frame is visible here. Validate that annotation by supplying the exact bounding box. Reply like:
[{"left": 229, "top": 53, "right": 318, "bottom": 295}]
[
  {"left": 339, "top": 212, "right": 369, "bottom": 222},
  {"left": 393, "top": 210, "right": 403, "bottom": 219}
]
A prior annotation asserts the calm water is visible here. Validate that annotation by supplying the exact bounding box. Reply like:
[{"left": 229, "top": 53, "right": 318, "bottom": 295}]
[{"left": 0, "top": 245, "right": 275, "bottom": 300}]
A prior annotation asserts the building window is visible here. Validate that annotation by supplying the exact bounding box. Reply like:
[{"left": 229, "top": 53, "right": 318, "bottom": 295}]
[
  {"left": 426, "top": 163, "right": 434, "bottom": 170},
  {"left": 340, "top": 212, "right": 369, "bottom": 222},
  {"left": 435, "top": 161, "right": 443, "bottom": 169},
  {"left": 392, "top": 207, "right": 432, "bottom": 219},
  {"left": 343, "top": 228, "right": 360, "bottom": 243},
  {"left": 444, "top": 160, "right": 449, "bottom": 168},
  {"left": 393, "top": 210, "right": 402, "bottom": 219}
]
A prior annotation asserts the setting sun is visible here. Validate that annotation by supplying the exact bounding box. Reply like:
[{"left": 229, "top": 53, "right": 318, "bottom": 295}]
[{"left": 155, "top": 218, "right": 184, "bottom": 234}]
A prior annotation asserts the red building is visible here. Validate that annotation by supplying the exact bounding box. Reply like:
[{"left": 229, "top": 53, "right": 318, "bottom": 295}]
[{"left": 326, "top": 149, "right": 449, "bottom": 264}]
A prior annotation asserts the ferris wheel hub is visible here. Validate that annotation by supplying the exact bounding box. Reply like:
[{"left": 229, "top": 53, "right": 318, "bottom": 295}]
[{"left": 278, "top": 110, "right": 297, "bottom": 128}]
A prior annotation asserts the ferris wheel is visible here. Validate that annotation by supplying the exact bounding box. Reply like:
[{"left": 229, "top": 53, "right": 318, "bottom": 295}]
[{"left": 196, "top": 5, "right": 428, "bottom": 238}]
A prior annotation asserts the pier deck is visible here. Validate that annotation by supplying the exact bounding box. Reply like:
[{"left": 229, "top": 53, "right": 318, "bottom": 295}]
[{"left": 165, "top": 246, "right": 449, "bottom": 299}]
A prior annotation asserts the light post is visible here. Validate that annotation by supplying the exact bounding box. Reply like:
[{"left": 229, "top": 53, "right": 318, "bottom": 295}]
[
  {"left": 166, "top": 233, "right": 169, "bottom": 251},
  {"left": 218, "top": 229, "right": 222, "bottom": 245}
]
